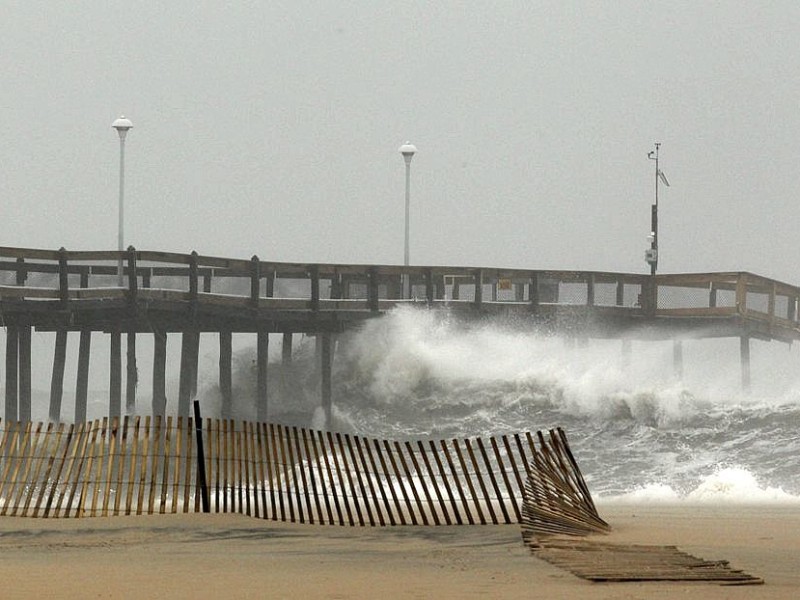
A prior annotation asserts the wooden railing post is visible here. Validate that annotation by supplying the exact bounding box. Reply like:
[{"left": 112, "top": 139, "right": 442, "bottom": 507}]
[
  {"left": 265, "top": 268, "right": 275, "bottom": 297},
  {"left": 58, "top": 247, "right": 69, "bottom": 306},
  {"left": 126, "top": 246, "right": 138, "bottom": 302},
  {"left": 586, "top": 273, "right": 595, "bottom": 307},
  {"left": 768, "top": 282, "right": 776, "bottom": 325},
  {"left": 15, "top": 257, "right": 27, "bottom": 286},
  {"left": 425, "top": 268, "right": 434, "bottom": 305},
  {"left": 615, "top": 278, "right": 624, "bottom": 306},
  {"left": 330, "top": 270, "right": 342, "bottom": 300},
  {"left": 310, "top": 265, "right": 320, "bottom": 312},
  {"left": 735, "top": 273, "right": 748, "bottom": 316},
  {"left": 189, "top": 251, "right": 199, "bottom": 299},
  {"left": 473, "top": 269, "right": 483, "bottom": 308},
  {"left": 250, "top": 255, "right": 261, "bottom": 308},
  {"left": 368, "top": 268, "right": 379, "bottom": 312},
  {"left": 515, "top": 282, "right": 525, "bottom": 302},
  {"left": 188, "top": 251, "right": 199, "bottom": 322},
  {"left": 529, "top": 273, "right": 539, "bottom": 311}
]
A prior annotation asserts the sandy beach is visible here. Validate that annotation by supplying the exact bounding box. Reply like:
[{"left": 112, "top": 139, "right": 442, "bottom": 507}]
[{"left": 0, "top": 503, "right": 796, "bottom": 599}]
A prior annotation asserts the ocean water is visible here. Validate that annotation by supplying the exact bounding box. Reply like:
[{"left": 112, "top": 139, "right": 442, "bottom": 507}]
[
  {"left": 226, "top": 305, "right": 800, "bottom": 505},
  {"left": 15, "top": 305, "right": 797, "bottom": 506}
]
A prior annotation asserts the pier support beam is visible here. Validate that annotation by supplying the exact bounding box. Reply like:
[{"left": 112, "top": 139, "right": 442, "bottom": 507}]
[
  {"left": 126, "top": 331, "right": 137, "bottom": 414},
  {"left": 673, "top": 340, "right": 684, "bottom": 382},
  {"left": 256, "top": 330, "right": 268, "bottom": 422},
  {"left": 282, "top": 333, "right": 293, "bottom": 366},
  {"left": 110, "top": 331, "right": 122, "bottom": 418},
  {"left": 219, "top": 331, "right": 232, "bottom": 420},
  {"left": 178, "top": 331, "right": 200, "bottom": 417},
  {"left": 740, "top": 335, "right": 751, "bottom": 393},
  {"left": 152, "top": 330, "right": 167, "bottom": 417},
  {"left": 280, "top": 333, "right": 293, "bottom": 404},
  {"left": 321, "top": 333, "right": 333, "bottom": 429},
  {"left": 19, "top": 325, "right": 31, "bottom": 423},
  {"left": 48, "top": 329, "right": 68, "bottom": 422},
  {"left": 5, "top": 326, "right": 18, "bottom": 423},
  {"left": 75, "top": 330, "right": 91, "bottom": 423}
]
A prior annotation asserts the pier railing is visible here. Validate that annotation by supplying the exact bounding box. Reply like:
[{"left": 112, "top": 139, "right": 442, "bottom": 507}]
[{"left": 1, "top": 246, "right": 799, "bottom": 334}]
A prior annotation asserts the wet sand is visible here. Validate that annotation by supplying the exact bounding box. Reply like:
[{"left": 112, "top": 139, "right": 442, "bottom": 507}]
[{"left": 0, "top": 504, "right": 797, "bottom": 599}]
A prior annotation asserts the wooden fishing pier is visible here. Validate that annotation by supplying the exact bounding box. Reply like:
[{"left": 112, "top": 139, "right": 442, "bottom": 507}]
[{"left": 2, "top": 245, "right": 800, "bottom": 425}]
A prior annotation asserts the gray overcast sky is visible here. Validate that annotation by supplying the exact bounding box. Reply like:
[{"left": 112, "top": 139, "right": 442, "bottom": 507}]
[{"left": 3, "top": 1, "right": 800, "bottom": 281}]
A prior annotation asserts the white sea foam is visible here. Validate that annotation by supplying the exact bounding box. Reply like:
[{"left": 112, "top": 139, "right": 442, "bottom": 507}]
[
  {"left": 600, "top": 467, "right": 800, "bottom": 504},
  {"left": 325, "top": 307, "right": 800, "bottom": 498},
  {"left": 339, "top": 306, "right": 800, "bottom": 418}
]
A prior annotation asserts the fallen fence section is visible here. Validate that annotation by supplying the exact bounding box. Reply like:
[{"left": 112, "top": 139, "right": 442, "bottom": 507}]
[
  {"left": 532, "top": 539, "right": 764, "bottom": 585},
  {"left": 0, "top": 417, "right": 588, "bottom": 526},
  {"left": 518, "top": 430, "right": 763, "bottom": 585},
  {"left": 519, "top": 427, "right": 610, "bottom": 540}
]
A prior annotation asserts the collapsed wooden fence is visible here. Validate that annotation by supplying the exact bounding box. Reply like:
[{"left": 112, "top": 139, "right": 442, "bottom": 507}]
[
  {"left": 518, "top": 432, "right": 764, "bottom": 585},
  {"left": 0, "top": 417, "right": 589, "bottom": 526}
]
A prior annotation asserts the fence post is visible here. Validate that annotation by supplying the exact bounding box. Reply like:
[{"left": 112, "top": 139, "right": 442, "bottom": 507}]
[{"left": 193, "top": 400, "right": 210, "bottom": 513}]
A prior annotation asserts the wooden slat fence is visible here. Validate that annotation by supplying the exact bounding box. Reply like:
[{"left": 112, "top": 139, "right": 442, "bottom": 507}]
[{"left": 0, "top": 418, "right": 586, "bottom": 525}]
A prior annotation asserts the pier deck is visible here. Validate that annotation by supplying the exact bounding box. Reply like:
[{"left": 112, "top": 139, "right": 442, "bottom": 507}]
[{"left": 1, "top": 246, "right": 799, "bottom": 423}]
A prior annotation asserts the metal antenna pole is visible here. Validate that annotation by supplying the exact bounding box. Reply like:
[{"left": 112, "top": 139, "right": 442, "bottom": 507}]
[{"left": 648, "top": 142, "right": 660, "bottom": 276}]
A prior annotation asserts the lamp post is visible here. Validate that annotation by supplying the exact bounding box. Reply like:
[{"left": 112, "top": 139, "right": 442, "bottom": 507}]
[
  {"left": 399, "top": 142, "right": 417, "bottom": 266},
  {"left": 399, "top": 142, "right": 416, "bottom": 300},
  {"left": 112, "top": 115, "right": 133, "bottom": 285}
]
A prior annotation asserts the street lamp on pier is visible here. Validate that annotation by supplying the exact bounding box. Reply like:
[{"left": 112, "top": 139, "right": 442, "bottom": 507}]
[
  {"left": 399, "top": 141, "right": 417, "bottom": 267},
  {"left": 112, "top": 115, "right": 133, "bottom": 285}
]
